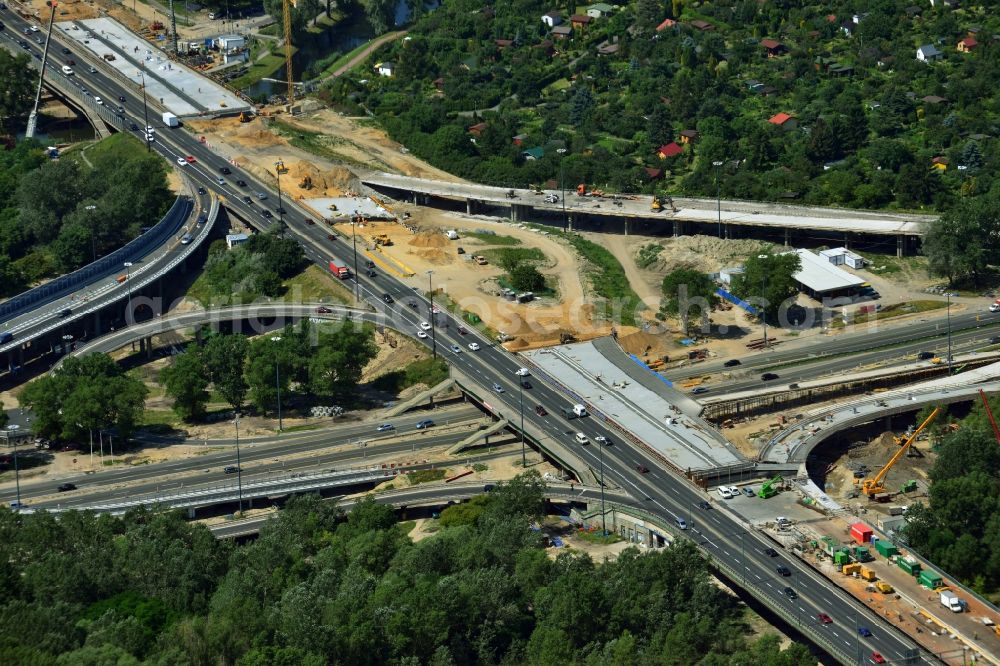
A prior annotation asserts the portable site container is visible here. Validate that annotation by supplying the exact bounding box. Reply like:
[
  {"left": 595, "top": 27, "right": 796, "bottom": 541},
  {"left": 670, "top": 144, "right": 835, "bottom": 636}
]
[
  {"left": 874, "top": 540, "right": 898, "bottom": 558},
  {"left": 834, "top": 550, "right": 852, "bottom": 566},
  {"left": 898, "top": 558, "right": 921, "bottom": 576},
  {"left": 919, "top": 570, "right": 943, "bottom": 590},
  {"left": 860, "top": 567, "right": 877, "bottom": 581},
  {"left": 853, "top": 547, "right": 874, "bottom": 562},
  {"left": 850, "top": 522, "right": 874, "bottom": 544},
  {"left": 842, "top": 563, "right": 862, "bottom": 576}
]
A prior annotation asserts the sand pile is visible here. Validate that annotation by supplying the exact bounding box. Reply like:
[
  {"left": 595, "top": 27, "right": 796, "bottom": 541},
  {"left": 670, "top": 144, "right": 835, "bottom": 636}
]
[
  {"left": 645, "top": 235, "right": 774, "bottom": 274},
  {"left": 409, "top": 232, "right": 449, "bottom": 248},
  {"left": 231, "top": 121, "right": 284, "bottom": 147},
  {"left": 412, "top": 248, "right": 452, "bottom": 265},
  {"left": 618, "top": 330, "right": 665, "bottom": 356},
  {"left": 286, "top": 161, "right": 353, "bottom": 195}
]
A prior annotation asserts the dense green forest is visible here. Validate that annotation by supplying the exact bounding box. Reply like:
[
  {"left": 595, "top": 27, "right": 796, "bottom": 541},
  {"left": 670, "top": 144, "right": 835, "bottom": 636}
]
[
  {"left": 903, "top": 400, "right": 1000, "bottom": 593},
  {"left": 324, "top": 0, "right": 998, "bottom": 210},
  {"left": 0, "top": 135, "right": 173, "bottom": 297},
  {"left": 0, "top": 474, "right": 816, "bottom": 664}
]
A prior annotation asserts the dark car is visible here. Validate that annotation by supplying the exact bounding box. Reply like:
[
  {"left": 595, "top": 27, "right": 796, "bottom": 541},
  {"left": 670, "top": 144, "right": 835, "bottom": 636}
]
[
  {"left": 382, "top": 293, "right": 393, "bottom": 303},
  {"left": 636, "top": 464, "right": 650, "bottom": 474},
  {"left": 223, "top": 465, "right": 240, "bottom": 474},
  {"left": 697, "top": 501, "right": 711, "bottom": 509},
  {"left": 261, "top": 209, "right": 273, "bottom": 218},
  {"left": 783, "top": 587, "right": 797, "bottom": 600},
  {"left": 692, "top": 387, "right": 709, "bottom": 394},
  {"left": 197, "top": 186, "right": 207, "bottom": 195},
  {"left": 764, "top": 547, "right": 779, "bottom": 557},
  {"left": 118, "top": 95, "right": 126, "bottom": 103},
  {"left": 241, "top": 196, "right": 253, "bottom": 204},
  {"left": 57, "top": 483, "right": 77, "bottom": 492},
  {"left": 61, "top": 47, "right": 70, "bottom": 54},
  {"left": 366, "top": 270, "right": 377, "bottom": 277},
  {"left": 316, "top": 306, "right": 333, "bottom": 314},
  {"left": 761, "top": 372, "right": 779, "bottom": 381},
  {"left": 857, "top": 626, "right": 872, "bottom": 637},
  {"left": 723, "top": 359, "right": 741, "bottom": 367},
  {"left": 275, "top": 206, "right": 287, "bottom": 215},
  {"left": 219, "top": 166, "right": 232, "bottom": 175},
  {"left": 457, "top": 326, "right": 468, "bottom": 335},
  {"left": 917, "top": 351, "right": 934, "bottom": 360},
  {"left": 306, "top": 219, "right": 316, "bottom": 225},
  {"left": 534, "top": 405, "right": 547, "bottom": 416},
  {"left": 236, "top": 179, "right": 247, "bottom": 187},
  {"left": 991, "top": 336, "right": 1000, "bottom": 344},
  {"left": 129, "top": 122, "right": 139, "bottom": 131},
  {"left": 58, "top": 308, "right": 72, "bottom": 317},
  {"left": 520, "top": 379, "right": 532, "bottom": 389},
  {"left": 415, "top": 419, "right": 434, "bottom": 429},
  {"left": 776, "top": 565, "right": 791, "bottom": 576}
]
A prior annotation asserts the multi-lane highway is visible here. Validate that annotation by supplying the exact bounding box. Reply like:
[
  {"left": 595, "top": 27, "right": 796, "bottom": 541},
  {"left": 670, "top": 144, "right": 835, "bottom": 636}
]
[{"left": 0, "top": 9, "right": 936, "bottom": 662}]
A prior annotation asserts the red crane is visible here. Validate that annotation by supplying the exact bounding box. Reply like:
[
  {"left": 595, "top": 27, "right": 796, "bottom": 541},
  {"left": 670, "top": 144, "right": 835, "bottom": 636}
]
[{"left": 979, "top": 389, "right": 1000, "bottom": 445}]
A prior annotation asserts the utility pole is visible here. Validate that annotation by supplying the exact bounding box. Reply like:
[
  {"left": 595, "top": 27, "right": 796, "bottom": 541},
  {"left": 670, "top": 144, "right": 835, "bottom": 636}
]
[
  {"left": 351, "top": 216, "right": 360, "bottom": 301},
  {"left": 234, "top": 414, "right": 243, "bottom": 514},
  {"left": 274, "top": 160, "right": 287, "bottom": 235},
  {"left": 713, "top": 160, "right": 724, "bottom": 239},
  {"left": 598, "top": 438, "right": 607, "bottom": 536},
  {"left": 557, "top": 148, "right": 568, "bottom": 232},
  {"left": 139, "top": 70, "right": 151, "bottom": 152},
  {"left": 757, "top": 254, "right": 769, "bottom": 348},
  {"left": 124, "top": 262, "right": 134, "bottom": 324},
  {"left": 427, "top": 270, "right": 437, "bottom": 358},
  {"left": 272, "top": 336, "right": 283, "bottom": 432},
  {"left": 518, "top": 379, "right": 526, "bottom": 467},
  {"left": 26, "top": 1, "right": 58, "bottom": 139}
]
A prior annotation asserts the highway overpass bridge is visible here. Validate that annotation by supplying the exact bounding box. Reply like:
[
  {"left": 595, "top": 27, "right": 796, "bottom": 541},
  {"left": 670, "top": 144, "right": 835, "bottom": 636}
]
[{"left": 361, "top": 172, "right": 934, "bottom": 256}]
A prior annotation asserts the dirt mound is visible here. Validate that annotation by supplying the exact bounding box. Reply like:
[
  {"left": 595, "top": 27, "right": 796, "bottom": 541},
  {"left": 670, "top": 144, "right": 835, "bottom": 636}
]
[
  {"left": 645, "top": 235, "right": 774, "bottom": 274},
  {"left": 285, "top": 161, "right": 354, "bottom": 195},
  {"left": 412, "top": 248, "right": 452, "bottom": 265},
  {"left": 618, "top": 330, "right": 665, "bottom": 356},
  {"left": 409, "top": 232, "right": 448, "bottom": 248}
]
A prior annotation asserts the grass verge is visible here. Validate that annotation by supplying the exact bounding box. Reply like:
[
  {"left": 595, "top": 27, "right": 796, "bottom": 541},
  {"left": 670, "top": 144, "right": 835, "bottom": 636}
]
[
  {"left": 281, "top": 264, "right": 352, "bottom": 304},
  {"left": 406, "top": 469, "right": 448, "bottom": 485},
  {"left": 268, "top": 119, "right": 368, "bottom": 169},
  {"left": 479, "top": 247, "right": 546, "bottom": 267},
  {"left": 833, "top": 300, "right": 949, "bottom": 327},
  {"left": 430, "top": 290, "right": 500, "bottom": 341},
  {"left": 228, "top": 53, "right": 288, "bottom": 92},
  {"left": 370, "top": 357, "right": 449, "bottom": 393},
  {"left": 463, "top": 231, "right": 522, "bottom": 246},
  {"left": 575, "top": 527, "right": 622, "bottom": 544}
]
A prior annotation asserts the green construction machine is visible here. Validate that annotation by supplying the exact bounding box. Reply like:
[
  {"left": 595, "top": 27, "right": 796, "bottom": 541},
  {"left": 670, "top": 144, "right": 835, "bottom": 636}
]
[{"left": 758, "top": 475, "right": 783, "bottom": 499}]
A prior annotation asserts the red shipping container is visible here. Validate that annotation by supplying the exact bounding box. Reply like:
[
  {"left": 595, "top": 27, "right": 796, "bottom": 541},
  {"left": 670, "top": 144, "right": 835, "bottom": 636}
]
[{"left": 850, "top": 522, "right": 873, "bottom": 544}]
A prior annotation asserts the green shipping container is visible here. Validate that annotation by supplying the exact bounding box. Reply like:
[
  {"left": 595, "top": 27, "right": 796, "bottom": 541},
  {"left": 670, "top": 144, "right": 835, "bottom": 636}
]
[
  {"left": 874, "top": 540, "right": 898, "bottom": 558},
  {"left": 834, "top": 551, "right": 852, "bottom": 566},
  {"left": 897, "top": 559, "right": 921, "bottom": 576},
  {"left": 918, "top": 570, "right": 943, "bottom": 590},
  {"left": 854, "top": 547, "right": 873, "bottom": 562}
]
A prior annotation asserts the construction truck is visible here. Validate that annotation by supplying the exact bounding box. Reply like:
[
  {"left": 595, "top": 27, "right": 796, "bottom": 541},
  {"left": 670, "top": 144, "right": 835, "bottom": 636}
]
[
  {"left": 238, "top": 111, "right": 255, "bottom": 123},
  {"left": 758, "top": 475, "right": 783, "bottom": 499},
  {"left": 299, "top": 175, "right": 313, "bottom": 190},
  {"left": 329, "top": 260, "right": 350, "bottom": 279},
  {"left": 874, "top": 581, "right": 894, "bottom": 594},
  {"left": 371, "top": 234, "right": 392, "bottom": 247}
]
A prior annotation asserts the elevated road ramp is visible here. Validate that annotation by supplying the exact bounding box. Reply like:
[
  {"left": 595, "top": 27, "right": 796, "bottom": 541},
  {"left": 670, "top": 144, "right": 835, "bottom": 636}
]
[
  {"left": 384, "top": 378, "right": 457, "bottom": 417},
  {"left": 447, "top": 418, "right": 510, "bottom": 455}
]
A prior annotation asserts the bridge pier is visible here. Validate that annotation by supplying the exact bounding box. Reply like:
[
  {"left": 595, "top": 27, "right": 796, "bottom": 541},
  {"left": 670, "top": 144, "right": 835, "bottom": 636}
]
[
  {"left": 567, "top": 213, "right": 574, "bottom": 231},
  {"left": 844, "top": 232, "right": 852, "bottom": 250},
  {"left": 623, "top": 218, "right": 629, "bottom": 236},
  {"left": 466, "top": 199, "right": 473, "bottom": 215},
  {"left": 673, "top": 219, "right": 683, "bottom": 237},
  {"left": 896, "top": 234, "right": 905, "bottom": 258}
]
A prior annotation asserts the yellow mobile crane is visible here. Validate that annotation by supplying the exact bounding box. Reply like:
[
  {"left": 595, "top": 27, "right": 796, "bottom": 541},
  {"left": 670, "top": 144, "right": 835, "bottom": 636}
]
[
  {"left": 861, "top": 407, "right": 940, "bottom": 499},
  {"left": 282, "top": 0, "right": 295, "bottom": 107}
]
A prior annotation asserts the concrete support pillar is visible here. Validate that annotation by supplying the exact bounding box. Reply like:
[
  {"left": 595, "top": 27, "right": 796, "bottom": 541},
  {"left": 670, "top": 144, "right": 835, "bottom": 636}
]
[
  {"left": 567, "top": 213, "right": 574, "bottom": 231},
  {"left": 623, "top": 218, "right": 629, "bottom": 236},
  {"left": 784, "top": 228, "right": 790, "bottom": 247},
  {"left": 884, "top": 415, "right": 892, "bottom": 431},
  {"left": 94, "top": 310, "right": 102, "bottom": 337},
  {"left": 896, "top": 234, "right": 905, "bottom": 258},
  {"left": 673, "top": 219, "right": 683, "bottom": 238},
  {"left": 466, "top": 199, "right": 472, "bottom": 215},
  {"left": 413, "top": 191, "right": 418, "bottom": 205},
  {"left": 845, "top": 232, "right": 852, "bottom": 250},
  {"left": 724, "top": 224, "right": 730, "bottom": 239},
  {"left": 146, "top": 336, "right": 154, "bottom": 358}
]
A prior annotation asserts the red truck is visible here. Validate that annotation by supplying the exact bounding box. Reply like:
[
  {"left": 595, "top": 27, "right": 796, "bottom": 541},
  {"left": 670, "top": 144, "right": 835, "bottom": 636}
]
[{"left": 329, "top": 260, "right": 350, "bottom": 279}]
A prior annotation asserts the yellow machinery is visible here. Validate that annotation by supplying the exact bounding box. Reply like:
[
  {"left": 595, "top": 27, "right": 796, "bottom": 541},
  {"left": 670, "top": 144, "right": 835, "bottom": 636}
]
[
  {"left": 282, "top": 0, "right": 295, "bottom": 105},
  {"left": 299, "top": 175, "right": 313, "bottom": 190},
  {"left": 651, "top": 196, "right": 662, "bottom": 211},
  {"left": 371, "top": 234, "right": 392, "bottom": 246},
  {"left": 874, "top": 581, "right": 894, "bottom": 594},
  {"left": 238, "top": 111, "right": 254, "bottom": 123},
  {"left": 862, "top": 407, "right": 940, "bottom": 498}
]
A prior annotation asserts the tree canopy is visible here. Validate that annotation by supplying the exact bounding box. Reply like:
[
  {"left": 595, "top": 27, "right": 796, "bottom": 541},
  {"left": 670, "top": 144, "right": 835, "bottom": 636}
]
[
  {"left": 730, "top": 252, "right": 801, "bottom": 321},
  {"left": 660, "top": 268, "right": 719, "bottom": 335}
]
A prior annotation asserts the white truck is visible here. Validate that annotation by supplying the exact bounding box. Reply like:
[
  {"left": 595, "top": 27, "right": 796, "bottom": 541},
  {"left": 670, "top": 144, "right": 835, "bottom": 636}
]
[
  {"left": 445, "top": 230, "right": 459, "bottom": 240},
  {"left": 990, "top": 299, "right": 1000, "bottom": 313},
  {"left": 940, "top": 590, "right": 964, "bottom": 613},
  {"left": 162, "top": 112, "right": 179, "bottom": 128}
]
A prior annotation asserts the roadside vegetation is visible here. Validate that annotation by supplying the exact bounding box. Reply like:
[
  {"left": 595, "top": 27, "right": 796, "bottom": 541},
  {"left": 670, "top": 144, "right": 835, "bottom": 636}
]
[
  {"left": 187, "top": 230, "right": 308, "bottom": 306},
  {"left": 557, "top": 231, "right": 645, "bottom": 326},
  {"left": 371, "top": 356, "right": 449, "bottom": 393},
  {"left": 0, "top": 474, "right": 816, "bottom": 663},
  {"left": 0, "top": 134, "right": 172, "bottom": 297}
]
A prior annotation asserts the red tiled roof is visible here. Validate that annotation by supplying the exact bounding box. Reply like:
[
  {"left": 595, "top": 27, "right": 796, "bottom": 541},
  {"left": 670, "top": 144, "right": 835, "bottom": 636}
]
[
  {"left": 768, "top": 112, "right": 793, "bottom": 125},
  {"left": 658, "top": 142, "right": 683, "bottom": 157},
  {"left": 761, "top": 39, "right": 782, "bottom": 49}
]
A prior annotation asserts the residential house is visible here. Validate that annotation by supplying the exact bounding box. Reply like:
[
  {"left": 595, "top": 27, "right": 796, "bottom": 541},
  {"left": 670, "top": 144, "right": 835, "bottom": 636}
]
[
  {"left": 512, "top": 133, "right": 529, "bottom": 146},
  {"left": 432, "top": 77, "right": 444, "bottom": 92},
  {"left": 840, "top": 21, "right": 855, "bottom": 36},
  {"left": 586, "top": 3, "right": 613, "bottom": 18},
  {"left": 878, "top": 54, "right": 895, "bottom": 68},
  {"left": 768, "top": 112, "right": 798, "bottom": 130},
  {"left": 916, "top": 44, "right": 942, "bottom": 62},
  {"left": 825, "top": 14, "right": 837, "bottom": 23},
  {"left": 522, "top": 147, "right": 545, "bottom": 160},
  {"left": 534, "top": 39, "right": 555, "bottom": 55},
  {"left": 225, "top": 233, "right": 249, "bottom": 249},
  {"left": 761, "top": 39, "right": 786, "bottom": 57},
  {"left": 957, "top": 36, "right": 977, "bottom": 52},
  {"left": 852, "top": 13, "right": 867, "bottom": 24},
  {"left": 467, "top": 122, "right": 487, "bottom": 136},
  {"left": 746, "top": 79, "right": 765, "bottom": 93},
  {"left": 644, "top": 167, "right": 664, "bottom": 180},
  {"left": 541, "top": 11, "right": 562, "bottom": 28},
  {"left": 552, "top": 25, "right": 573, "bottom": 40},
  {"left": 657, "top": 142, "right": 683, "bottom": 159},
  {"left": 570, "top": 14, "right": 592, "bottom": 30},
  {"left": 656, "top": 18, "right": 677, "bottom": 31},
  {"left": 931, "top": 156, "right": 948, "bottom": 171},
  {"left": 495, "top": 38, "right": 513, "bottom": 49},
  {"left": 679, "top": 129, "right": 699, "bottom": 144},
  {"left": 375, "top": 62, "right": 395, "bottom": 77},
  {"left": 904, "top": 6, "right": 922, "bottom": 17},
  {"left": 689, "top": 19, "right": 714, "bottom": 31},
  {"left": 922, "top": 95, "right": 946, "bottom": 105}
]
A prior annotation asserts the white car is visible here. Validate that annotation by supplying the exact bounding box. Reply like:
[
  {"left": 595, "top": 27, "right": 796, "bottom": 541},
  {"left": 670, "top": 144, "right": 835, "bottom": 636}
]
[
  {"left": 419, "top": 321, "right": 431, "bottom": 330},
  {"left": 468, "top": 342, "right": 480, "bottom": 351},
  {"left": 717, "top": 486, "right": 733, "bottom": 499},
  {"left": 574, "top": 432, "right": 589, "bottom": 444},
  {"left": 416, "top": 330, "right": 428, "bottom": 339},
  {"left": 176, "top": 157, "right": 186, "bottom": 166},
  {"left": 514, "top": 368, "right": 530, "bottom": 377},
  {"left": 728, "top": 486, "right": 741, "bottom": 497},
  {"left": 449, "top": 344, "right": 462, "bottom": 353},
  {"left": 594, "top": 435, "right": 608, "bottom": 445},
  {"left": 94, "top": 96, "right": 103, "bottom": 105}
]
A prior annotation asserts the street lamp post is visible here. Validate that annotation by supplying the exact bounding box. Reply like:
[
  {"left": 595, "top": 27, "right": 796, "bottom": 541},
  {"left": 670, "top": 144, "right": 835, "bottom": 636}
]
[
  {"left": 758, "top": 254, "right": 769, "bottom": 348},
  {"left": 518, "top": 378, "right": 526, "bottom": 468},
  {"left": 946, "top": 292, "right": 955, "bottom": 373},
  {"left": 272, "top": 337, "right": 283, "bottom": 432},
  {"left": 138, "top": 70, "right": 151, "bottom": 153},
  {"left": 234, "top": 413, "right": 243, "bottom": 514},
  {"left": 274, "top": 160, "right": 286, "bottom": 234},
  {"left": 351, "top": 215, "right": 360, "bottom": 301},
  {"left": 427, "top": 270, "right": 437, "bottom": 358},
  {"left": 713, "top": 160, "right": 724, "bottom": 238},
  {"left": 557, "top": 148, "right": 568, "bottom": 231},
  {"left": 123, "top": 261, "right": 134, "bottom": 324},
  {"left": 85, "top": 205, "right": 97, "bottom": 262},
  {"left": 12, "top": 433, "right": 22, "bottom": 510},
  {"left": 598, "top": 437, "right": 607, "bottom": 536}
]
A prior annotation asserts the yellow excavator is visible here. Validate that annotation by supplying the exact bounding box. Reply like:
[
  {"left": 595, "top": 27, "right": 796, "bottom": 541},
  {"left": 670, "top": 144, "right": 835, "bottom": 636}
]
[{"left": 861, "top": 407, "right": 940, "bottom": 499}]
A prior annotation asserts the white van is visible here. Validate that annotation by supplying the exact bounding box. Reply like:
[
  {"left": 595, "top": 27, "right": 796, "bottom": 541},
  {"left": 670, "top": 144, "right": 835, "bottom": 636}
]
[
  {"left": 675, "top": 516, "right": 688, "bottom": 530},
  {"left": 572, "top": 404, "right": 588, "bottom": 417},
  {"left": 61, "top": 65, "right": 74, "bottom": 75}
]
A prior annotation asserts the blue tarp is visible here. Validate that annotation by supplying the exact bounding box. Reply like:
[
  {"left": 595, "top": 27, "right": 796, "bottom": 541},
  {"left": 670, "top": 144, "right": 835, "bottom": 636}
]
[
  {"left": 628, "top": 354, "right": 673, "bottom": 387},
  {"left": 716, "top": 287, "right": 759, "bottom": 315}
]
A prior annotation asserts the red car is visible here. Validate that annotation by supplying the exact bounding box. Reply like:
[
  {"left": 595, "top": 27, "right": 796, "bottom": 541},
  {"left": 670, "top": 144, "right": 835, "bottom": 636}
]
[
  {"left": 534, "top": 405, "right": 547, "bottom": 416},
  {"left": 870, "top": 653, "right": 885, "bottom": 665},
  {"left": 457, "top": 326, "right": 468, "bottom": 335},
  {"left": 817, "top": 613, "right": 833, "bottom": 624},
  {"left": 185, "top": 155, "right": 196, "bottom": 163}
]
